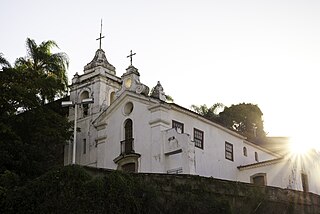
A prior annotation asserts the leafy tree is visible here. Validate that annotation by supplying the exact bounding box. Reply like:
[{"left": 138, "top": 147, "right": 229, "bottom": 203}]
[
  {"left": 191, "top": 103, "right": 224, "bottom": 122},
  {"left": 0, "top": 39, "right": 72, "bottom": 184},
  {"left": 14, "top": 38, "right": 69, "bottom": 103},
  {"left": 0, "top": 67, "right": 39, "bottom": 115},
  {"left": 0, "top": 55, "right": 28, "bottom": 177},
  {"left": 191, "top": 102, "right": 266, "bottom": 142},
  {"left": 2, "top": 166, "right": 159, "bottom": 214},
  {"left": 219, "top": 103, "right": 266, "bottom": 141}
]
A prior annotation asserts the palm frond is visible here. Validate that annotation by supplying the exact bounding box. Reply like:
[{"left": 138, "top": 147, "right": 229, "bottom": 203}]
[
  {"left": 40, "top": 40, "right": 59, "bottom": 54},
  {"left": 14, "top": 38, "right": 70, "bottom": 102},
  {"left": 0, "top": 53, "right": 11, "bottom": 68},
  {"left": 26, "top": 38, "right": 38, "bottom": 59}
]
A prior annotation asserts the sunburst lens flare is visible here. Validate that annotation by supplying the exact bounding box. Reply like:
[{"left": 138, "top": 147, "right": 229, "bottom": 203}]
[
  {"left": 290, "top": 141, "right": 308, "bottom": 155},
  {"left": 289, "top": 136, "right": 313, "bottom": 156}
]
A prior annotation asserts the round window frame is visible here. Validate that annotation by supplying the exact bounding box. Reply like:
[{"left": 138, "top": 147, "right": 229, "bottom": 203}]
[{"left": 123, "top": 101, "right": 134, "bottom": 115}]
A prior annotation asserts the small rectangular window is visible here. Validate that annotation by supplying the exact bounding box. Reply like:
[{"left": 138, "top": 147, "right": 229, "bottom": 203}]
[
  {"left": 83, "top": 139, "right": 86, "bottom": 154},
  {"left": 194, "top": 128, "right": 204, "bottom": 149},
  {"left": 225, "top": 142, "right": 233, "bottom": 161},
  {"left": 172, "top": 120, "right": 184, "bottom": 133}
]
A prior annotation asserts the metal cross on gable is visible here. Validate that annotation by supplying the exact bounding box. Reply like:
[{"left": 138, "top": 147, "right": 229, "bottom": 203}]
[
  {"left": 127, "top": 50, "right": 136, "bottom": 66},
  {"left": 96, "top": 19, "right": 105, "bottom": 49}
]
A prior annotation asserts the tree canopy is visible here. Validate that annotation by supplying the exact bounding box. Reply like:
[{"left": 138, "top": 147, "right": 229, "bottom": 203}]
[
  {"left": 191, "top": 103, "right": 224, "bottom": 122},
  {"left": 0, "top": 53, "right": 11, "bottom": 69},
  {"left": 0, "top": 38, "right": 72, "bottom": 183},
  {"left": 219, "top": 103, "right": 266, "bottom": 140},
  {"left": 14, "top": 38, "right": 69, "bottom": 103},
  {"left": 192, "top": 103, "right": 266, "bottom": 142}
]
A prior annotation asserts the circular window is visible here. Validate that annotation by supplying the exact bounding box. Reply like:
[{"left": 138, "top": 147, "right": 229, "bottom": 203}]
[{"left": 124, "top": 102, "right": 134, "bottom": 115}]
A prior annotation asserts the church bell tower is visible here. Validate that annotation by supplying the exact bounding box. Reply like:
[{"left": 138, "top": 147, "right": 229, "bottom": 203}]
[
  {"left": 64, "top": 20, "right": 122, "bottom": 166},
  {"left": 69, "top": 20, "right": 121, "bottom": 117}
]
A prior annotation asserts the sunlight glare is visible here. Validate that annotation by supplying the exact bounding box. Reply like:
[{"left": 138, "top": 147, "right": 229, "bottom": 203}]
[
  {"left": 289, "top": 134, "right": 316, "bottom": 155},
  {"left": 290, "top": 138, "right": 309, "bottom": 155},
  {"left": 285, "top": 119, "right": 320, "bottom": 156}
]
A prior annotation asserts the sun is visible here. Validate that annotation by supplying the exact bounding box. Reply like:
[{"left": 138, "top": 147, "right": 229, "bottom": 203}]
[
  {"left": 283, "top": 121, "right": 320, "bottom": 156},
  {"left": 289, "top": 139, "right": 310, "bottom": 155},
  {"left": 289, "top": 135, "right": 315, "bottom": 155}
]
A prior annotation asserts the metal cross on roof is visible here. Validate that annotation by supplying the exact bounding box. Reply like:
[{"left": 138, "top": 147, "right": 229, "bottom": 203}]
[
  {"left": 127, "top": 50, "right": 136, "bottom": 66},
  {"left": 96, "top": 19, "right": 105, "bottom": 49}
]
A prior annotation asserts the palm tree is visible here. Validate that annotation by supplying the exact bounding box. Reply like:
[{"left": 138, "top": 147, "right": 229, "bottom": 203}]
[
  {"left": 0, "top": 53, "right": 11, "bottom": 69},
  {"left": 191, "top": 103, "right": 224, "bottom": 122},
  {"left": 14, "top": 38, "right": 69, "bottom": 103}
]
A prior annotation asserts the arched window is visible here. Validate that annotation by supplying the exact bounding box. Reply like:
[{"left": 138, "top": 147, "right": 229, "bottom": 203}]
[
  {"left": 80, "top": 91, "right": 89, "bottom": 117},
  {"left": 110, "top": 91, "right": 115, "bottom": 104},
  {"left": 255, "top": 152, "right": 259, "bottom": 162},
  {"left": 243, "top": 147, "right": 247, "bottom": 156},
  {"left": 125, "top": 119, "right": 133, "bottom": 140},
  {"left": 122, "top": 119, "right": 133, "bottom": 155}
]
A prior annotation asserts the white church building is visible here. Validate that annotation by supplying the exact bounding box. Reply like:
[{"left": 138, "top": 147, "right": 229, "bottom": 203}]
[{"left": 64, "top": 47, "right": 320, "bottom": 195}]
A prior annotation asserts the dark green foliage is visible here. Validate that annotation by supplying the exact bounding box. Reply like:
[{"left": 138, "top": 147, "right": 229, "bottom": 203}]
[
  {"left": 1, "top": 166, "right": 159, "bottom": 214},
  {"left": 0, "top": 67, "right": 39, "bottom": 115},
  {"left": 165, "top": 94, "right": 174, "bottom": 102},
  {"left": 2, "top": 165, "right": 91, "bottom": 214},
  {"left": 14, "top": 107, "right": 71, "bottom": 179},
  {"left": 0, "top": 101, "right": 72, "bottom": 180},
  {"left": 1, "top": 166, "right": 313, "bottom": 214},
  {"left": 149, "top": 85, "right": 174, "bottom": 102},
  {"left": 0, "top": 53, "right": 11, "bottom": 68},
  {"left": 14, "top": 38, "right": 69, "bottom": 103},
  {"left": 192, "top": 102, "right": 266, "bottom": 142},
  {"left": 169, "top": 184, "right": 231, "bottom": 214},
  {"left": 82, "top": 171, "right": 159, "bottom": 214},
  {"left": 0, "top": 171, "right": 20, "bottom": 189},
  {"left": 0, "top": 170, "right": 20, "bottom": 211},
  {"left": 219, "top": 103, "right": 266, "bottom": 140},
  {"left": 0, "top": 40, "right": 72, "bottom": 184},
  {"left": 0, "top": 166, "right": 231, "bottom": 213},
  {"left": 191, "top": 103, "right": 224, "bottom": 122}
]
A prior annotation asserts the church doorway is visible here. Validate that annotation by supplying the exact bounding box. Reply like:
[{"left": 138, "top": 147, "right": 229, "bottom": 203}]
[
  {"left": 122, "top": 163, "right": 136, "bottom": 172},
  {"left": 114, "top": 119, "right": 140, "bottom": 172},
  {"left": 250, "top": 173, "right": 267, "bottom": 186}
]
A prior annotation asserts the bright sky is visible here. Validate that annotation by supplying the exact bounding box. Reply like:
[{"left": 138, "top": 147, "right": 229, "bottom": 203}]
[{"left": 1, "top": 0, "right": 320, "bottom": 138}]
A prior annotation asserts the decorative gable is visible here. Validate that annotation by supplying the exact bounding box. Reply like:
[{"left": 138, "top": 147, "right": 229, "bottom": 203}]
[{"left": 116, "top": 65, "right": 149, "bottom": 97}]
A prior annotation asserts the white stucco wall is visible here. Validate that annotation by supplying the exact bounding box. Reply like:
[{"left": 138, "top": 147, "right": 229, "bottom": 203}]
[
  {"left": 237, "top": 155, "right": 320, "bottom": 195},
  {"left": 64, "top": 60, "right": 320, "bottom": 195},
  {"left": 308, "top": 161, "right": 320, "bottom": 194},
  {"left": 237, "top": 160, "right": 292, "bottom": 189},
  {"left": 166, "top": 106, "right": 278, "bottom": 181},
  {"left": 66, "top": 90, "right": 280, "bottom": 179},
  {"left": 63, "top": 65, "right": 121, "bottom": 167}
]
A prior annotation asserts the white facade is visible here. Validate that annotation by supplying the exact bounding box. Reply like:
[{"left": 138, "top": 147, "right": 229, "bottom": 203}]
[{"left": 64, "top": 48, "right": 320, "bottom": 195}]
